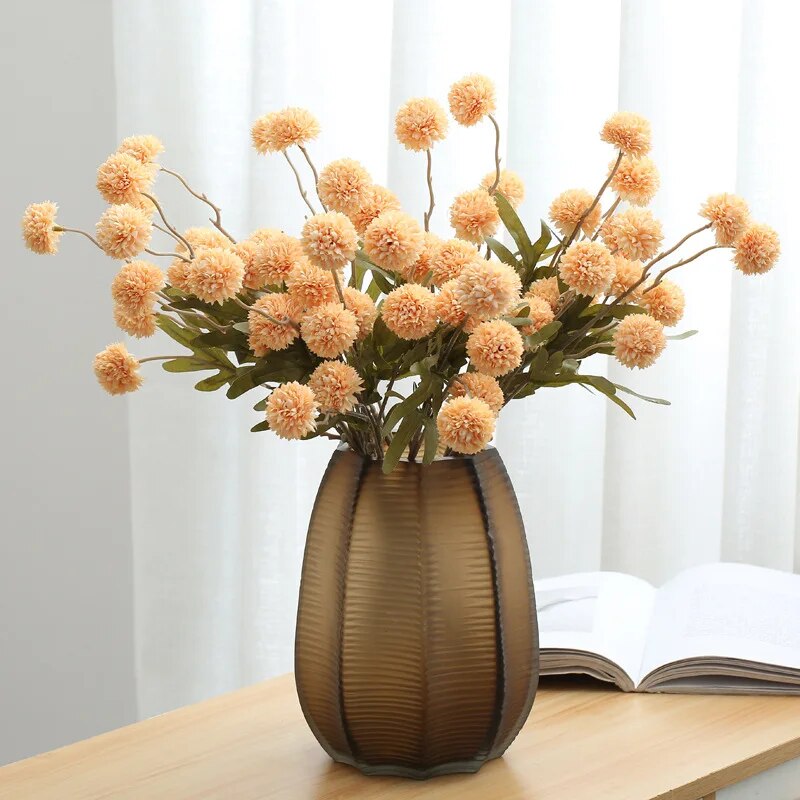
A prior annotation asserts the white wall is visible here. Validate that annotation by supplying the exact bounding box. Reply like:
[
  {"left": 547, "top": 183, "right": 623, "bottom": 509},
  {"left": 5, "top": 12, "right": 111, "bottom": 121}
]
[{"left": 0, "top": 0, "right": 136, "bottom": 764}]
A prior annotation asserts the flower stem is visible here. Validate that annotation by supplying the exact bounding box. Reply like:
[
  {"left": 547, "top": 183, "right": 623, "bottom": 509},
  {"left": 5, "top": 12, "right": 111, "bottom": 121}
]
[
  {"left": 423, "top": 149, "right": 435, "bottom": 232},
  {"left": 146, "top": 248, "right": 189, "bottom": 262},
  {"left": 298, "top": 145, "right": 327, "bottom": 211},
  {"left": 53, "top": 226, "right": 103, "bottom": 251},
  {"left": 140, "top": 192, "right": 195, "bottom": 258},
  {"left": 232, "top": 295, "right": 300, "bottom": 331},
  {"left": 487, "top": 113, "right": 502, "bottom": 193},
  {"left": 283, "top": 150, "right": 317, "bottom": 216}
]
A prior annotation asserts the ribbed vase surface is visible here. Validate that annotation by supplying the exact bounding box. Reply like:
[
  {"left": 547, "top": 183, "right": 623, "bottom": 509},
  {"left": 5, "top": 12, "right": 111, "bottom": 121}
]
[{"left": 294, "top": 445, "right": 538, "bottom": 778}]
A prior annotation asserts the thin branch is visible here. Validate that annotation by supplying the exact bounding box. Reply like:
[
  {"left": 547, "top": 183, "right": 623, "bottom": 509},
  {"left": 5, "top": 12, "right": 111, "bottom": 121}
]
[
  {"left": 423, "top": 149, "right": 435, "bottom": 232},
  {"left": 146, "top": 248, "right": 190, "bottom": 262},
  {"left": 140, "top": 192, "right": 195, "bottom": 258},
  {"left": 138, "top": 355, "right": 184, "bottom": 364},
  {"left": 158, "top": 166, "right": 236, "bottom": 243},
  {"left": 298, "top": 145, "right": 326, "bottom": 211},
  {"left": 592, "top": 196, "right": 621, "bottom": 240},
  {"left": 488, "top": 113, "right": 502, "bottom": 193},
  {"left": 232, "top": 295, "right": 300, "bottom": 331},
  {"left": 331, "top": 268, "right": 347, "bottom": 307},
  {"left": 283, "top": 150, "right": 317, "bottom": 216},
  {"left": 648, "top": 245, "right": 723, "bottom": 289},
  {"left": 53, "top": 226, "right": 103, "bottom": 251}
]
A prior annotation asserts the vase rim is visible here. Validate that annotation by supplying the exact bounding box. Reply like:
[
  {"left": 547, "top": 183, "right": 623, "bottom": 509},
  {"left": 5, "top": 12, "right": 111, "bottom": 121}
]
[{"left": 335, "top": 442, "right": 497, "bottom": 464}]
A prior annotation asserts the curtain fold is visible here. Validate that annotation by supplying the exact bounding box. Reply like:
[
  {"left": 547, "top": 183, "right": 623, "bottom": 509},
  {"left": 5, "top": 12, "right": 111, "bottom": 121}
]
[{"left": 113, "top": 0, "right": 800, "bottom": 719}]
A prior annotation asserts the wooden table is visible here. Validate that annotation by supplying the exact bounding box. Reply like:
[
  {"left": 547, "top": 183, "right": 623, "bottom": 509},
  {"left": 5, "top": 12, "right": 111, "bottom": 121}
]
[{"left": 2, "top": 674, "right": 800, "bottom": 799}]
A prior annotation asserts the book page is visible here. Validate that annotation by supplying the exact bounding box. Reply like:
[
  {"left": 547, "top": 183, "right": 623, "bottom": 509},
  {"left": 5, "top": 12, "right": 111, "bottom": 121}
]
[
  {"left": 639, "top": 562, "right": 800, "bottom": 683},
  {"left": 537, "top": 571, "right": 656, "bottom": 686}
]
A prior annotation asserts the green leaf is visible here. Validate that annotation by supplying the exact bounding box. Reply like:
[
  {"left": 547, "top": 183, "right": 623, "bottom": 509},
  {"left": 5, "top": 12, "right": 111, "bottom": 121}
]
[
  {"left": 422, "top": 416, "right": 439, "bottom": 465},
  {"left": 382, "top": 378, "right": 439, "bottom": 435},
  {"left": 250, "top": 420, "right": 271, "bottom": 433},
  {"left": 579, "top": 303, "right": 647, "bottom": 321},
  {"left": 253, "top": 397, "right": 268, "bottom": 412},
  {"left": 162, "top": 357, "right": 218, "bottom": 373},
  {"left": 524, "top": 320, "right": 562, "bottom": 350},
  {"left": 502, "top": 315, "right": 533, "bottom": 328},
  {"left": 233, "top": 321, "right": 250, "bottom": 334},
  {"left": 485, "top": 237, "right": 520, "bottom": 268},
  {"left": 522, "top": 221, "right": 553, "bottom": 285},
  {"left": 156, "top": 316, "right": 199, "bottom": 349},
  {"left": 494, "top": 192, "right": 534, "bottom": 266},
  {"left": 580, "top": 375, "right": 636, "bottom": 419},
  {"left": 194, "top": 370, "right": 233, "bottom": 392},
  {"left": 382, "top": 411, "right": 422, "bottom": 474},
  {"left": 613, "top": 383, "right": 670, "bottom": 405},
  {"left": 666, "top": 329, "right": 699, "bottom": 341}
]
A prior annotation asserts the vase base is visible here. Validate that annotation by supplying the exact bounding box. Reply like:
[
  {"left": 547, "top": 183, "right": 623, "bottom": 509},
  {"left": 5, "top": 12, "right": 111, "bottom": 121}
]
[{"left": 330, "top": 752, "right": 495, "bottom": 780}]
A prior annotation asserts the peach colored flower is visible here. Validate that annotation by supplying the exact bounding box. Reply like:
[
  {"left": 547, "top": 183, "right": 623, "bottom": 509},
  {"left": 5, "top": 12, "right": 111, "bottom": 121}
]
[
  {"left": 251, "top": 107, "right": 321, "bottom": 153},
  {"left": 448, "top": 74, "right": 496, "bottom": 127},
  {"left": 610, "top": 156, "right": 659, "bottom": 206},
  {"left": 363, "top": 210, "right": 425, "bottom": 274},
  {"left": 117, "top": 134, "right": 164, "bottom": 164},
  {"left": 113, "top": 303, "right": 157, "bottom": 338},
  {"left": 301, "top": 302, "right": 359, "bottom": 358},
  {"left": 93, "top": 342, "right": 142, "bottom": 395},
  {"left": 642, "top": 280, "right": 685, "bottom": 327},
  {"left": 402, "top": 232, "right": 442, "bottom": 283},
  {"left": 466, "top": 319, "right": 524, "bottom": 377},
  {"left": 96, "top": 152, "right": 154, "bottom": 205},
  {"left": 733, "top": 223, "right": 780, "bottom": 275},
  {"left": 525, "top": 277, "right": 561, "bottom": 312},
  {"left": 437, "top": 396, "right": 495, "bottom": 454},
  {"left": 431, "top": 238, "right": 479, "bottom": 285},
  {"left": 308, "top": 361, "right": 364, "bottom": 413},
  {"left": 450, "top": 189, "right": 500, "bottom": 243},
  {"left": 266, "top": 381, "right": 318, "bottom": 440},
  {"left": 453, "top": 259, "right": 522, "bottom": 320},
  {"left": 394, "top": 97, "right": 449, "bottom": 151},
  {"left": 343, "top": 286, "right": 378, "bottom": 339},
  {"left": 522, "top": 295, "right": 555, "bottom": 336},
  {"left": 248, "top": 293, "right": 303, "bottom": 355},
  {"left": 167, "top": 258, "right": 192, "bottom": 292},
  {"left": 235, "top": 239, "right": 260, "bottom": 289},
  {"left": 286, "top": 258, "right": 338, "bottom": 309},
  {"left": 381, "top": 283, "right": 438, "bottom": 340},
  {"left": 600, "top": 207, "right": 663, "bottom": 261},
  {"left": 317, "top": 158, "right": 372, "bottom": 212},
  {"left": 347, "top": 185, "right": 402, "bottom": 235},
  {"left": 601, "top": 111, "right": 652, "bottom": 158},
  {"left": 434, "top": 280, "right": 468, "bottom": 328},
  {"left": 248, "top": 230, "right": 304, "bottom": 288},
  {"left": 449, "top": 373, "right": 504, "bottom": 414},
  {"left": 175, "top": 227, "right": 234, "bottom": 261},
  {"left": 549, "top": 188, "right": 602, "bottom": 237},
  {"left": 185, "top": 246, "right": 244, "bottom": 304},
  {"left": 111, "top": 260, "right": 165, "bottom": 310},
  {"left": 608, "top": 255, "right": 645, "bottom": 301},
  {"left": 96, "top": 204, "right": 153, "bottom": 260},
  {"left": 558, "top": 241, "right": 615, "bottom": 297},
  {"left": 301, "top": 211, "right": 358, "bottom": 270},
  {"left": 480, "top": 169, "right": 525, "bottom": 208},
  {"left": 21, "top": 201, "right": 62, "bottom": 254},
  {"left": 700, "top": 193, "right": 751, "bottom": 246},
  {"left": 613, "top": 313, "right": 666, "bottom": 369}
]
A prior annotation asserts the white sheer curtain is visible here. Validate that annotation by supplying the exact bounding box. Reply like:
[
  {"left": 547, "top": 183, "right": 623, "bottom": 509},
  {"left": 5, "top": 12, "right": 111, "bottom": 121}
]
[{"left": 113, "top": 0, "right": 800, "bottom": 718}]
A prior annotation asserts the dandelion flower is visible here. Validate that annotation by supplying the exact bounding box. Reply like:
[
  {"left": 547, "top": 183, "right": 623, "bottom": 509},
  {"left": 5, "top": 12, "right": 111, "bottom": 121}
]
[
  {"left": 449, "top": 373, "right": 504, "bottom": 415},
  {"left": 435, "top": 280, "right": 468, "bottom": 328},
  {"left": 431, "top": 238, "right": 479, "bottom": 285},
  {"left": 301, "top": 302, "right": 359, "bottom": 358},
  {"left": 613, "top": 313, "right": 665, "bottom": 368},
  {"left": 248, "top": 293, "right": 303, "bottom": 355},
  {"left": 348, "top": 185, "right": 402, "bottom": 235},
  {"left": 363, "top": 210, "right": 425, "bottom": 274},
  {"left": 96, "top": 152, "right": 154, "bottom": 205},
  {"left": 266, "top": 381, "right": 318, "bottom": 440},
  {"left": 114, "top": 304, "right": 157, "bottom": 338},
  {"left": 286, "top": 258, "right": 338, "bottom": 309},
  {"left": 93, "top": 342, "right": 143, "bottom": 395},
  {"left": 642, "top": 280, "right": 685, "bottom": 327},
  {"left": 402, "top": 232, "right": 441, "bottom": 283},
  {"left": 466, "top": 319, "right": 524, "bottom": 377},
  {"left": 521, "top": 295, "right": 555, "bottom": 336},
  {"left": 185, "top": 246, "right": 244, "bottom": 304},
  {"left": 251, "top": 107, "right": 320, "bottom": 154},
  {"left": 454, "top": 259, "right": 521, "bottom": 320},
  {"left": 549, "top": 188, "right": 602, "bottom": 237},
  {"left": 117, "top": 134, "right": 164, "bottom": 164},
  {"left": 381, "top": 283, "right": 438, "bottom": 340},
  {"left": 610, "top": 156, "right": 660, "bottom": 206},
  {"left": 700, "top": 193, "right": 751, "bottom": 246},
  {"left": 480, "top": 169, "right": 525, "bottom": 208},
  {"left": 526, "top": 277, "right": 561, "bottom": 312},
  {"left": 343, "top": 286, "right": 378, "bottom": 339},
  {"left": 301, "top": 211, "right": 358, "bottom": 271},
  {"left": 608, "top": 255, "right": 645, "bottom": 301},
  {"left": 249, "top": 230, "right": 304, "bottom": 287},
  {"left": 437, "top": 396, "right": 495, "bottom": 454},
  {"left": 317, "top": 158, "right": 372, "bottom": 212},
  {"left": 450, "top": 188, "right": 500, "bottom": 243},
  {"left": 111, "top": 260, "right": 164, "bottom": 307},
  {"left": 601, "top": 111, "right": 652, "bottom": 158},
  {"left": 600, "top": 207, "right": 663, "bottom": 262},
  {"left": 448, "top": 74, "right": 496, "bottom": 127},
  {"left": 308, "top": 361, "right": 364, "bottom": 413},
  {"left": 733, "top": 223, "right": 780, "bottom": 275},
  {"left": 21, "top": 201, "right": 62, "bottom": 254},
  {"left": 394, "top": 97, "right": 448, "bottom": 151},
  {"left": 96, "top": 204, "right": 153, "bottom": 260},
  {"left": 559, "top": 241, "right": 615, "bottom": 297}
]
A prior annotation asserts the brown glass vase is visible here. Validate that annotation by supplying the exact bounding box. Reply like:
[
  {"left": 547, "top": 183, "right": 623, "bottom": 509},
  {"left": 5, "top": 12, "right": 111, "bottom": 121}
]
[{"left": 294, "top": 445, "right": 538, "bottom": 779}]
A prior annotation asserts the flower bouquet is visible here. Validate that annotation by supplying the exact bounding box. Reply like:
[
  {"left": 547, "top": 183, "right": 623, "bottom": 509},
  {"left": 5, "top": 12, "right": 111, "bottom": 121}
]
[{"left": 22, "top": 74, "right": 780, "bottom": 777}]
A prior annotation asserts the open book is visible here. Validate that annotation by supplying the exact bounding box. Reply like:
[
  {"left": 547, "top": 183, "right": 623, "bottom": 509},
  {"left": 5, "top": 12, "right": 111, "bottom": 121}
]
[{"left": 537, "top": 562, "right": 800, "bottom": 694}]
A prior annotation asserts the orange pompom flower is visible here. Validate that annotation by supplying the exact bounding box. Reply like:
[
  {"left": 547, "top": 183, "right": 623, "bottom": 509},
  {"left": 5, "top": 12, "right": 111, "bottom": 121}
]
[
  {"left": 251, "top": 108, "right": 320, "bottom": 154},
  {"left": 185, "top": 246, "right": 244, "bottom": 304},
  {"left": 613, "top": 313, "right": 666, "bottom": 369},
  {"left": 93, "top": 343, "right": 143, "bottom": 395},
  {"left": 600, "top": 207, "right": 663, "bottom": 262},
  {"left": 521, "top": 295, "right": 555, "bottom": 336},
  {"left": 480, "top": 169, "right": 525, "bottom": 208},
  {"left": 733, "top": 223, "right": 780, "bottom": 275},
  {"left": 308, "top": 361, "right": 364, "bottom": 413},
  {"left": 600, "top": 111, "right": 652, "bottom": 158},
  {"left": 343, "top": 286, "right": 378, "bottom": 339},
  {"left": 347, "top": 185, "right": 402, "bottom": 236},
  {"left": 301, "top": 211, "right": 358, "bottom": 271},
  {"left": 431, "top": 238, "right": 479, "bottom": 285},
  {"left": 21, "top": 201, "right": 62, "bottom": 255},
  {"left": 266, "top": 382, "right": 318, "bottom": 440},
  {"left": 610, "top": 156, "right": 660, "bottom": 206},
  {"left": 453, "top": 259, "right": 522, "bottom": 320},
  {"left": 608, "top": 255, "right": 645, "bottom": 300},
  {"left": 301, "top": 303, "right": 359, "bottom": 358},
  {"left": 117, "top": 134, "right": 164, "bottom": 164},
  {"left": 466, "top": 319, "right": 524, "bottom": 377},
  {"left": 248, "top": 293, "right": 303, "bottom": 355},
  {"left": 525, "top": 277, "right": 561, "bottom": 312},
  {"left": 381, "top": 283, "right": 438, "bottom": 340},
  {"left": 285, "top": 258, "right": 338, "bottom": 309},
  {"left": 448, "top": 74, "right": 496, "bottom": 127},
  {"left": 394, "top": 97, "right": 449, "bottom": 151},
  {"left": 96, "top": 152, "right": 154, "bottom": 205},
  {"left": 111, "top": 260, "right": 165, "bottom": 311},
  {"left": 642, "top": 281, "right": 685, "bottom": 327},
  {"left": 437, "top": 396, "right": 496, "bottom": 454},
  {"left": 549, "top": 188, "right": 602, "bottom": 238},
  {"left": 248, "top": 230, "right": 304, "bottom": 288},
  {"left": 96, "top": 204, "right": 153, "bottom": 260},
  {"left": 363, "top": 210, "right": 425, "bottom": 273},
  {"left": 449, "top": 373, "right": 504, "bottom": 415},
  {"left": 559, "top": 241, "right": 615, "bottom": 297},
  {"left": 113, "top": 304, "right": 157, "bottom": 339},
  {"left": 449, "top": 189, "right": 500, "bottom": 243},
  {"left": 700, "top": 193, "right": 751, "bottom": 246},
  {"left": 317, "top": 158, "right": 372, "bottom": 213},
  {"left": 434, "top": 280, "right": 468, "bottom": 328}
]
